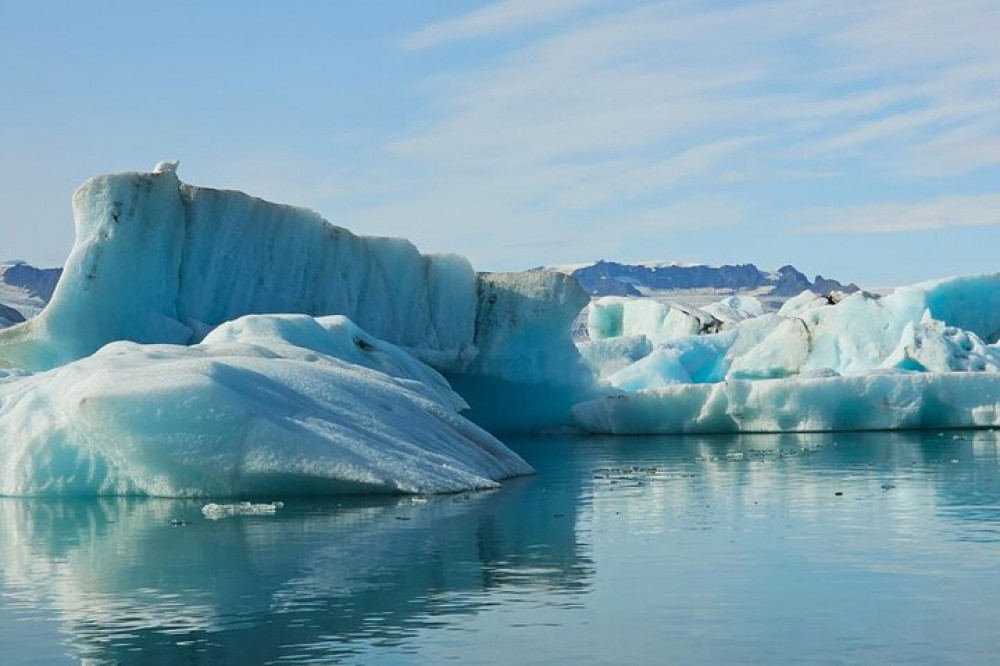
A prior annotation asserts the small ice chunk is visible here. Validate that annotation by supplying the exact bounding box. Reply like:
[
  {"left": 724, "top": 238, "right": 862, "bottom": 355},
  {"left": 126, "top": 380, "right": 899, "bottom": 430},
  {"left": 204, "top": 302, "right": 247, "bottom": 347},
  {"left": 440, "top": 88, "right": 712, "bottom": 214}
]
[{"left": 201, "top": 501, "right": 284, "bottom": 520}]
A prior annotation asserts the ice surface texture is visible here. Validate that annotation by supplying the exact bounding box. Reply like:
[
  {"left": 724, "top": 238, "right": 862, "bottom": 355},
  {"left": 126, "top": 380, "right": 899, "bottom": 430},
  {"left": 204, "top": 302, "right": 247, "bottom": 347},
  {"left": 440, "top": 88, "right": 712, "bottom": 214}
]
[
  {"left": 0, "top": 169, "right": 587, "bottom": 393},
  {"left": 0, "top": 314, "right": 532, "bottom": 496},
  {"left": 0, "top": 170, "right": 476, "bottom": 371},
  {"left": 576, "top": 282, "right": 1000, "bottom": 433},
  {"left": 573, "top": 372, "right": 1000, "bottom": 434}
]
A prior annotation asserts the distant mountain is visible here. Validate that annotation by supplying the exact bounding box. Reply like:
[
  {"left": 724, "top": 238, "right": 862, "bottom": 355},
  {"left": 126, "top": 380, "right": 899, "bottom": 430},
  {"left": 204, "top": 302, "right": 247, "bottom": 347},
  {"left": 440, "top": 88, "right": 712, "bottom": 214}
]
[
  {"left": 553, "top": 260, "right": 859, "bottom": 298},
  {"left": 0, "top": 302, "right": 24, "bottom": 328},
  {"left": 0, "top": 261, "right": 62, "bottom": 320}
]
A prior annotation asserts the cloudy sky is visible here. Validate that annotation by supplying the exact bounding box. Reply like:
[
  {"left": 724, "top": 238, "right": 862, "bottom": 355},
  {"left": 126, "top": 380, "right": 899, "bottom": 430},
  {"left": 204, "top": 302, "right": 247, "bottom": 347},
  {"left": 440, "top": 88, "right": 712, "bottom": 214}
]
[{"left": 1, "top": 0, "right": 998, "bottom": 285}]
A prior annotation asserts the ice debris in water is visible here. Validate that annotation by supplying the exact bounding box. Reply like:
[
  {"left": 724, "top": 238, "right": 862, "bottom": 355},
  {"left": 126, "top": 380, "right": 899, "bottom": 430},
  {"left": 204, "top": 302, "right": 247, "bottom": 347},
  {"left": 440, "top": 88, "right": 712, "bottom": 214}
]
[{"left": 202, "top": 501, "right": 285, "bottom": 520}]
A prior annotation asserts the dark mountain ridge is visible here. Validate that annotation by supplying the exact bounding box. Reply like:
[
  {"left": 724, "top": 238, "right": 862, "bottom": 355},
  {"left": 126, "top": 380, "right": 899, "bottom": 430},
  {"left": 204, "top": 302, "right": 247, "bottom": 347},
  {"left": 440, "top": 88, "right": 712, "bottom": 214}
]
[{"left": 567, "top": 261, "right": 859, "bottom": 297}]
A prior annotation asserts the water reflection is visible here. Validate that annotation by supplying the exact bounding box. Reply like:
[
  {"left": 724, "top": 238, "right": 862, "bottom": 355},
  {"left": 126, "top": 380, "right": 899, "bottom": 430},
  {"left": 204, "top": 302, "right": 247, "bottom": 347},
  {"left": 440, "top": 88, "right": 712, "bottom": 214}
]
[
  {"left": 510, "top": 431, "right": 1000, "bottom": 665},
  {"left": 0, "top": 478, "right": 593, "bottom": 665},
  {"left": 3, "top": 430, "right": 1000, "bottom": 664},
  {"left": 518, "top": 430, "right": 1000, "bottom": 543}
]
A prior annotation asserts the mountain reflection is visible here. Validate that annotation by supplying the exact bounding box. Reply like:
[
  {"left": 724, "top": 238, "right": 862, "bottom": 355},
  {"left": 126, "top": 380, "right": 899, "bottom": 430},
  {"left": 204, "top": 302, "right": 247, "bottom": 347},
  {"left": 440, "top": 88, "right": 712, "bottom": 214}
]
[{"left": 0, "top": 478, "right": 593, "bottom": 665}]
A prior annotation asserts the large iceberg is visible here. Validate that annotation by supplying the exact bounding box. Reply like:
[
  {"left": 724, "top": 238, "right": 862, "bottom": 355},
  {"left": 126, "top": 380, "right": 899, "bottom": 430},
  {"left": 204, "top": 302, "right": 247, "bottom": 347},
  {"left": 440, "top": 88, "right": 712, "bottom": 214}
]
[
  {"left": 573, "top": 372, "right": 1000, "bottom": 434},
  {"left": 0, "top": 167, "right": 591, "bottom": 430},
  {"left": 0, "top": 314, "right": 532, "bottom": 496},
  {"left": 8, "top": 161, "right": 1000, "bottom": 486},
  {"left": 574, "top": 281, "right": 1000, "bottom": 434}
]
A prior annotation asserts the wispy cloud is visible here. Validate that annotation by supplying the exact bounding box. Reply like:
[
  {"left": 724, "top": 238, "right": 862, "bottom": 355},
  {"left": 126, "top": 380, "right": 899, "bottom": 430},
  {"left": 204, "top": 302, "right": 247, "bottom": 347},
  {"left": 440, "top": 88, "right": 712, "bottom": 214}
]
[
  {"left": 403, "top": 0, "right": 600, "bottom": 50},
  {"left": 340, "top": 0, "right": 1000, "bottom": 270},
  {"left": 796, "top": 194, "right": 1000, "bottom": 233}
]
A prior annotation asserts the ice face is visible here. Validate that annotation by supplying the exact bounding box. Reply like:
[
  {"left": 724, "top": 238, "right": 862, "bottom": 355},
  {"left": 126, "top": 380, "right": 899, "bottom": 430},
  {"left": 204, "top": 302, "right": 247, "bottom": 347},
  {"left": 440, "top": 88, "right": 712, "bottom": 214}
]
[
  {"left": 0, "top": 170, "right": 479, "bottom": 371},
  {"left": 572, "top": 372, "right": 1000, "bottom": 434},
  {"left": 701, "top": 294, "right": 764, "bottom": 323},
  {"left": 584, "top": 284, "right": 1000, "bottom": 387},
  {"left": 908, "top": 274, "right": 1000, "bottom": 343},
  {"left": 576, "top": 335, "right": 653, "bottom": 378},
  {"left": 574, "top": 280, "right": 1000, "bottom": 433},
  {"left": 0, "top": 169, "right": 591, "bottom": 429},
  {"left": 587, "top": 297, "right": 722, "bottom": 344},
  {"left": 470, "top": 271, "right": 592, "bottom": 387},
  {"left": 0, "top": 314, "right": 533, "bottom": 496}
]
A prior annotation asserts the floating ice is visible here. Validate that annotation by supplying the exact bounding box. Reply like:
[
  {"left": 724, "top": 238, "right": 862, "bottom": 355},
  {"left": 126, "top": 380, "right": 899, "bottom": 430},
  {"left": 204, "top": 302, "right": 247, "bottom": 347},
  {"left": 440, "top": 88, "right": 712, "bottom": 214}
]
[
  {"left": 587, "top": 297, "right": 723, "bottom": 344},
  {"left": 577, "top": 335, "right": 653, "bottom": 378},
  {"left": 201, "top": 501, "right": 284, "bottom": 520},
  {"left": 0, "top": 314, "right": 533, "bottom": 496},
  {"left": 575, "top": 277, "right": 1000, "bottom": 433},
  {"left": 701, "top": 294, "right": 764, "bottom": 323},
  {"left": 572, "top": 372, "right": 1000, "bottom": 434},
  {"left": 0, "top": 167, "right": 589, "bottom": 430},
  {"left": 584, "top": 282, "right": 1000, "bottom": 386}
]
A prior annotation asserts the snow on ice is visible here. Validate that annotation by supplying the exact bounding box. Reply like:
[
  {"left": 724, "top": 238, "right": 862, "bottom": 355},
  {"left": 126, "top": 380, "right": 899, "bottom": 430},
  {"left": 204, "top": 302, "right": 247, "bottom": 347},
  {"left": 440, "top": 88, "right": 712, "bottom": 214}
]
[
  {"left": 4, "top": 162, "right": 1000, "bottom": 497},
  {"left": 0, "top": 314, "right": 532, "bottom": 496}
]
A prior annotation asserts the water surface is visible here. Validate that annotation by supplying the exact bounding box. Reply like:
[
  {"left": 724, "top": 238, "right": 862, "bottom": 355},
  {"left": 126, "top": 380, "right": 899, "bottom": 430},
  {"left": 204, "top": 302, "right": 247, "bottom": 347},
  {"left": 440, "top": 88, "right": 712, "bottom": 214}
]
[{"left": 2, "top": 431, "right": 999, "bottom": 664}]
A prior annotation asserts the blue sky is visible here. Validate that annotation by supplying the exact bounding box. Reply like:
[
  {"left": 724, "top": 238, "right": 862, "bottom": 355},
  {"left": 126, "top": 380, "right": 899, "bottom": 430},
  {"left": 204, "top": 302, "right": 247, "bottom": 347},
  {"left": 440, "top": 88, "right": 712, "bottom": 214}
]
[{"left": 1, "top": 0, "right": 998, "bottom": 286}]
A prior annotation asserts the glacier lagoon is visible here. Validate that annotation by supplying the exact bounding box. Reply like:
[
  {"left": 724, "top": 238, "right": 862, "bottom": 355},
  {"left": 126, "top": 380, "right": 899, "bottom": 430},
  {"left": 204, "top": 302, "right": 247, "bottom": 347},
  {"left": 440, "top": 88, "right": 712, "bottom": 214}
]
[
  {"left": 6, "top": 166, "right": 1000, "bottom": 495},
  {"left": 2, "top": 430, "right": 1000, "bottom": 665},
  {"left": 2, "top": 166, "right": 1000, "bottom": 661}
]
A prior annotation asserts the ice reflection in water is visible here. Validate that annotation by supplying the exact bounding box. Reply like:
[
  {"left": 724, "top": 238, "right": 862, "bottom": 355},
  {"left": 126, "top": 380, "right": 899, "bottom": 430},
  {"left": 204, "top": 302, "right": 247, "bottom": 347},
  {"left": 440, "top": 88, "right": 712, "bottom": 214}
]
[
  {"left": 0, "top": 479, "right": 591, "bottom": 665},
  {"left": 2, "top": 430, "right": 1000, "bottom": 664}
]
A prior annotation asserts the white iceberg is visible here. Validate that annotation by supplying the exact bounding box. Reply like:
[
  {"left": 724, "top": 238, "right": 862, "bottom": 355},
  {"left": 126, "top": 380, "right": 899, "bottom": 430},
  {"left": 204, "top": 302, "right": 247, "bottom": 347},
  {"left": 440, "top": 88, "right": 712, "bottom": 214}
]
[
  {"left": 0, "top": 314, "right": 532, "bottom": 496},
  {"left": 0, "top": 168, "right": 585, "bottom": 384},
  {"left": 572, "top": 372, "right": 1000, "bottom": 434},
  {"left": 0, "top": 166, "right": 590, "bottom": 430},
  {"left": 575, "top": 278, "right": 1000, "bottom": 434},
  {"left": 585, "top": 282, "right": 1000, "bottom": 386}
]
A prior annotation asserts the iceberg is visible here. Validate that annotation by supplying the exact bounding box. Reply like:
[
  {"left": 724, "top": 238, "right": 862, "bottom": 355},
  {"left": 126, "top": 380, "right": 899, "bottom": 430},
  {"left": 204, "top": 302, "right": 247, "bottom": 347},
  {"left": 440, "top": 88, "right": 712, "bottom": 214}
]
[
  {"left": 572, "top": 372, "right": 1000, "bottom": 434},
  {"left": 0, "top": 166, "right": 590, "bottom": 430},
  {"left": 0, "top": 169, "right": 478, "bottom": 371},
  {"left": 0, "top": 168, "right": 582, "bottom": 381},
  {"left": 584, "top": 284, "right": 1000, "bottom": 386},
  {"left": 575, "top": 280, "right": 1000, "bottom": 434},
  {"left": 447, "top": 270, "right": 596, "bottom": 432},
  {"left": 587, "top": 296, "right": 727, "bottom": 344},
  {"left": 10, "top": 160, "right": 1000, "bottom": 466},
  {"left": 0, "top": 314, "right": 532, "bottom": 496},
  {"left": 201, "top": 501, "right": 284, "bottom": 519}
]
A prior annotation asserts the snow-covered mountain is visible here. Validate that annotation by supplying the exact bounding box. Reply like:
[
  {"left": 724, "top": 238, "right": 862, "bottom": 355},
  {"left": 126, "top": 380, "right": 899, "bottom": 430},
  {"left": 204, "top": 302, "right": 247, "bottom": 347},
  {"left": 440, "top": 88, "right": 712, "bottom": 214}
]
[
  {"left": 0, "top": 260, "right": 62, "bottom": 319},
  {"left": 551, "top": 260, "right": 859, "bottom": 299}
]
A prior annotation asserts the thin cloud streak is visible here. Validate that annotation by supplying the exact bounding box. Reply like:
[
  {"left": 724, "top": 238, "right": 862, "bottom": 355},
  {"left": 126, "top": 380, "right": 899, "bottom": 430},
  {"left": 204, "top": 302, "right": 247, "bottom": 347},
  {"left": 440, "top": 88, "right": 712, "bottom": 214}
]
[
  {"left": 403, "top": 0, "right": 599, "bottom": 50},
  {"left": 299, "top": 0, "right": 1000, "bottom": 273},
  {"left": 795, "top": 194, "right": 1000, "bottom": 234}
]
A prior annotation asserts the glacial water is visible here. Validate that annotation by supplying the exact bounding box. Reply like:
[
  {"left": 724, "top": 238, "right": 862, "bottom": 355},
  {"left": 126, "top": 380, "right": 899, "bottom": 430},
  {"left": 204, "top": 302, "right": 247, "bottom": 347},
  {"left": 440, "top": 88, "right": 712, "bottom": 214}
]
[{"left": 2, "top": 431, "right": 999, "bottom": 665}]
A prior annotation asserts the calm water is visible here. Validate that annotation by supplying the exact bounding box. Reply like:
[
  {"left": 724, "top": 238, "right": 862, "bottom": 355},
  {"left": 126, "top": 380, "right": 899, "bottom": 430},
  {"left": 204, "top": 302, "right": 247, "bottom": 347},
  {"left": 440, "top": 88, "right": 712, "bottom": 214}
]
[{"left": 2, "top": 431, "right": 1000, "bottom": 665}]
